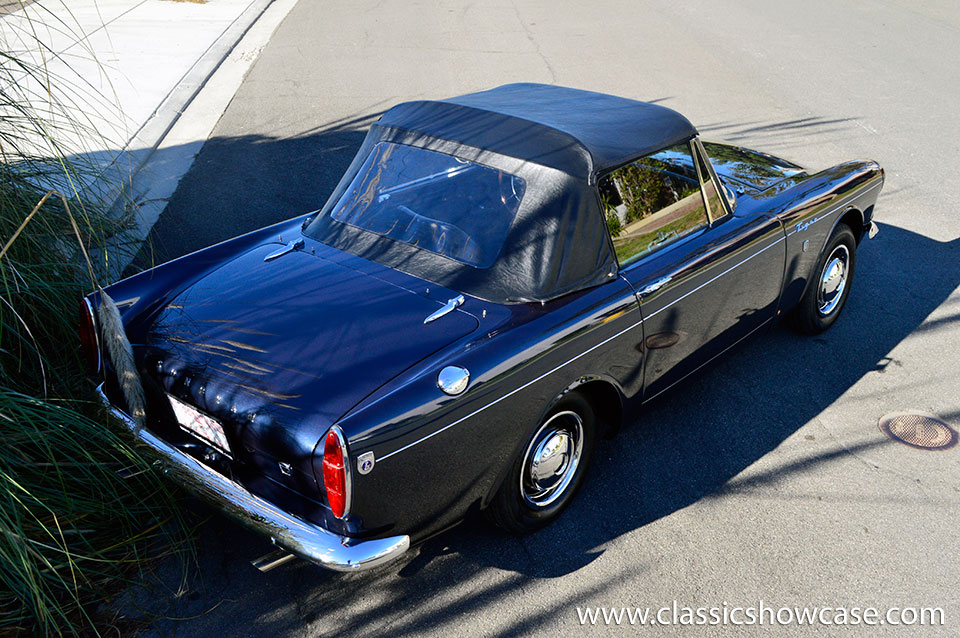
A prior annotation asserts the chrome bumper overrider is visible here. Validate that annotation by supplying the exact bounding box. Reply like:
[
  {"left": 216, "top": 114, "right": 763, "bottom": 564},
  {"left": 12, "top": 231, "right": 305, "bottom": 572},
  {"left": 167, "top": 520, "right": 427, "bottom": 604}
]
[{"left": 96, "top": 384, "right": 409, "bottom": 572}]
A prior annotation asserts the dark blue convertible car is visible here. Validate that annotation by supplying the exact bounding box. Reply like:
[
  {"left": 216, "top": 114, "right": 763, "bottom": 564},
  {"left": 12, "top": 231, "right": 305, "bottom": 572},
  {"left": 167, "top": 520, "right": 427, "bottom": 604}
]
[{"left": 84, "top": 84, "right": 883, "bottom": 572}]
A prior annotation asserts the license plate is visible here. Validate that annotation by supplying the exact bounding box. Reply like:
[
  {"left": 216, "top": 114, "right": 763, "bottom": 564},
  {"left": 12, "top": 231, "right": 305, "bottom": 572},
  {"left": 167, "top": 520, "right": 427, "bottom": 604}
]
[{"left": 168, "top": 394, "right": 232, "bottom": 458}]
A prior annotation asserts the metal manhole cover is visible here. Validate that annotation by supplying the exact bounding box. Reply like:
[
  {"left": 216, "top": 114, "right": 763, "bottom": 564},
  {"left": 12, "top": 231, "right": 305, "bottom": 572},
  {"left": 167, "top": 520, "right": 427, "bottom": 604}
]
[{"left": 878, "top": 412, "right": 957, "bottom": 451}]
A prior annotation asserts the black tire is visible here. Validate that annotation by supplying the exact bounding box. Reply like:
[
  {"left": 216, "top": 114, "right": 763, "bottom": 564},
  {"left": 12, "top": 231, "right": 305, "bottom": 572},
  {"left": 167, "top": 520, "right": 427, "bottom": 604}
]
[
  {"left": 484, "top": 392, "right": 596, "bottom": 534},
  {"left": 789, "top": 223, "right": 857, "bottom": 335}
]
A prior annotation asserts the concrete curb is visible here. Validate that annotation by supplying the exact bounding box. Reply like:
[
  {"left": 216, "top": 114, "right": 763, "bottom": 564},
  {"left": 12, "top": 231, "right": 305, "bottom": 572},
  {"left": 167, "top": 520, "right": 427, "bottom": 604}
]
[{"left": 107, "top": 0, "right": 275, "bottom": 213}]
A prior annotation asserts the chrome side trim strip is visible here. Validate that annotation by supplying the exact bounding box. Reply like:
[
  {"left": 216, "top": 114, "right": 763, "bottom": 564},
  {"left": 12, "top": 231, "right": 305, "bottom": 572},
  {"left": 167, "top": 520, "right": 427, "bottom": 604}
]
[
  {"left": 645, "top": 235, "right": 785, "bottom": 320},
  {"left": 379, "top": 315, "right": 645, "bottom": 461},
  {"left": 784, "top": 182, "right": 882, "bottom": 237},
  {"left": 381, "top": 227, "right": 802, "bottom": 461},
  {"left": 820, "top": 183, "right": 881, "bottom": 249},
  {"left": 96, "top": 384, "right": 409, "bottom": 572}
]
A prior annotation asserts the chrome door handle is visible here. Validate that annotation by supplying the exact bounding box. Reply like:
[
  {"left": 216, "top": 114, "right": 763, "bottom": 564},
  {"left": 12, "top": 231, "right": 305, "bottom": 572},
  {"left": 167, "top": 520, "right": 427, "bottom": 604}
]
[{"left": 638, "top": 276, "right": 671, "bottom": 298}]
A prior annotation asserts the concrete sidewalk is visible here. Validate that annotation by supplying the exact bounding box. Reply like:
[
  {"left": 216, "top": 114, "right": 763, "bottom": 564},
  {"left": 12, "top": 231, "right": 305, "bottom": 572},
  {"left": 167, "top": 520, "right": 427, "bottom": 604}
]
[
  {"left": 0, "top": 0, "right": 297, "bottom": 269},
  {"left": 3, "top": 0, "right": 261, "bottom": 165}
]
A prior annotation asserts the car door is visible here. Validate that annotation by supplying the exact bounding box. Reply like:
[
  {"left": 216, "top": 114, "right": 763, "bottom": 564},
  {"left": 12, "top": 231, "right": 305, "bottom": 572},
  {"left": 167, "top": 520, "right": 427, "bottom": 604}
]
[{"left": 600, "top": 138, "right": 785, "bottom": 402}]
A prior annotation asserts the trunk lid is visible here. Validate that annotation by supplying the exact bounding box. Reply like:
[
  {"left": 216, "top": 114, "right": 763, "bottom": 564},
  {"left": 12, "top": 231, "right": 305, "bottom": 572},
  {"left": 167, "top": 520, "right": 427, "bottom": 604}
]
[{"left": 140, "top": 241, "right": 477, "bottom": 473}]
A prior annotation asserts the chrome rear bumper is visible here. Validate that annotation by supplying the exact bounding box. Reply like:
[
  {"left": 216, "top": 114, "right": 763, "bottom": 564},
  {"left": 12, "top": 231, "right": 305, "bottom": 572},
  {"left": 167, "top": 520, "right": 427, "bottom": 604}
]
[{"left": 96, "top": 384, "right": 409, "bottom": 572}]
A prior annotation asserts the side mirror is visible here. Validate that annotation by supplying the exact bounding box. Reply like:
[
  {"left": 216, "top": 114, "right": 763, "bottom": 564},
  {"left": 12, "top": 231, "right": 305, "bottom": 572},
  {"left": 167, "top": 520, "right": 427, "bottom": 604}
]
[{"left": 722, "top": 184, "right": 737, "bottom": 213}]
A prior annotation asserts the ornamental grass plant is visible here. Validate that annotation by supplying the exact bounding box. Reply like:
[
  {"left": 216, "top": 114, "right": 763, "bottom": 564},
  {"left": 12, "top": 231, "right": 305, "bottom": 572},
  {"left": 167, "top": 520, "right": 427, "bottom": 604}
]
[{"left": 0, "top": 3, "right": 190, "bottom": 635}]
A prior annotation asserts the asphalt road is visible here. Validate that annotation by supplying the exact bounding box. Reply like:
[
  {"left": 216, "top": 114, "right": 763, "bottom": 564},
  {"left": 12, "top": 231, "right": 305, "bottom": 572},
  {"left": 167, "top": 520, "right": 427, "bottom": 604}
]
[{"left": 138, "top": 1, "right": 960, "bottom": 635}]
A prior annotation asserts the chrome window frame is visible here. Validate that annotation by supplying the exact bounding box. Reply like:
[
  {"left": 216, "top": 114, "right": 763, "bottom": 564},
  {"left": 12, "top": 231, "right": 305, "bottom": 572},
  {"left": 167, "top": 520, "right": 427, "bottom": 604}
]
[{"left": 692, "top": 136, "right": 735, "bottom": 221}]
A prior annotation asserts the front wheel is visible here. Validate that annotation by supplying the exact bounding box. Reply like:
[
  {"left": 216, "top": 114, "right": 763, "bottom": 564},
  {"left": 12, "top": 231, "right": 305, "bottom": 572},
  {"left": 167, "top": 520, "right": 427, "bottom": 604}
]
[
  {"left": 484, "top": 393, "right": 596, "bottom": 534},
  {"left": 789, "top": 223, "right": 857, "bottom": 334}
]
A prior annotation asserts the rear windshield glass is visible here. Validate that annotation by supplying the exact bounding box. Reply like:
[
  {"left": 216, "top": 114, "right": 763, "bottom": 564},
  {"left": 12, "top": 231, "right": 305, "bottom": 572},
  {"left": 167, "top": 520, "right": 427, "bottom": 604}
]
[{"left": 327, "top": 143, "right": 526, "bottom": 268}]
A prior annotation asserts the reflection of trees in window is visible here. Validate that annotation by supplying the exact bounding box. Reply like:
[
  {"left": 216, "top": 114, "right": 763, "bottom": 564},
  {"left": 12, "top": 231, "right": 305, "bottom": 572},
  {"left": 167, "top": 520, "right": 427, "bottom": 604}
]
[
  {"left": 615, "top": 163, "right": 670, "bottom": 223},
  {"left": 610, "top": 206, "right": 707, "bottom": 264},
  {"left": 601, "top": 159, "right": 699, "bottom": 227},
  {"left": 598, "top": 145, "right": 709, "bottom": 266},
  {"left": 700, "top": 142, "right": 803, "bottom": 189},
  {"left": 605, "top": 207, "right": 623, "bottom": 238}
]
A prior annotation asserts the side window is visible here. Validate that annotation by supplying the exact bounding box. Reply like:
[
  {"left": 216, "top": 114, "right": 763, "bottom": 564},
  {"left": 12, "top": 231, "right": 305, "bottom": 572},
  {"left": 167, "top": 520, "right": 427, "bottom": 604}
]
[{"left": 600, "top": 142, "right": 709, "bottom": 266}]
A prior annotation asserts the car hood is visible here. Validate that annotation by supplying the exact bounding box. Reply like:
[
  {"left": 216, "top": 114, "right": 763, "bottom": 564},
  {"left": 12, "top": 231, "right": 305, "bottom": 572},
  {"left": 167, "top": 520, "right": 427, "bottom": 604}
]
[
  {"left": 140, "top": 242, "right": 478, "bottom": 458},
  {"left": 702, "top": 141, "right": 807, "bottom": 195}
]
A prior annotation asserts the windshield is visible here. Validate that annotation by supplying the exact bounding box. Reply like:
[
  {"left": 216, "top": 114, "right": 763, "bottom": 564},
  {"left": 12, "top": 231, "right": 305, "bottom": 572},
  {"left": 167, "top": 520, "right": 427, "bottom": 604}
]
[{"left": 325, "top": 142, "right": 526, "bottom": 268}]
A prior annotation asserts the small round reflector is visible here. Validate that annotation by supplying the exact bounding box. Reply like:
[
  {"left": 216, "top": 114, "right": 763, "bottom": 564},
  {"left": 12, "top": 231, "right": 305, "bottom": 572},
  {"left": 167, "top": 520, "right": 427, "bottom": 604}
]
[{"left": 322, "top": 426, "right": 351, "bottom": 518}]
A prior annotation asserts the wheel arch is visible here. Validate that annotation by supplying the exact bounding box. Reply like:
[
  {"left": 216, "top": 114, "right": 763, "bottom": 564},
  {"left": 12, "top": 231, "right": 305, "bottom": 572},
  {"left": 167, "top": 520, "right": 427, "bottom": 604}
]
[
  {"left": 480, "top": 375, "right": 624, "bottom": 509},
  {"left": 561, "top": 376, "right": 625, "bottom": 440},
  {"left": 794, "top": 206, "right": 863, "bottom": 305},
  {"left": 829, "top": 206, "right": 864, "bottom": 246}
]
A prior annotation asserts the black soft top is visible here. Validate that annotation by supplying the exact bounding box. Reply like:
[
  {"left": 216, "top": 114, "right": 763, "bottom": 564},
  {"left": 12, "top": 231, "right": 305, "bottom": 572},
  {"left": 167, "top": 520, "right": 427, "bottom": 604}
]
[
  {"left": 376, "top": 83, "right": 696, "bottom": 181},
  {"left": 307, "top": 84, "right": 698, "bottom": 303}
]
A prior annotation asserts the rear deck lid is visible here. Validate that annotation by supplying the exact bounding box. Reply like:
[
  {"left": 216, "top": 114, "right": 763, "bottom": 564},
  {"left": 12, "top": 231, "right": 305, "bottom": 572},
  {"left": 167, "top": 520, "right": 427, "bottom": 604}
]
[{"left": 143, "top": 242, "right": 478, "bottom": 461}]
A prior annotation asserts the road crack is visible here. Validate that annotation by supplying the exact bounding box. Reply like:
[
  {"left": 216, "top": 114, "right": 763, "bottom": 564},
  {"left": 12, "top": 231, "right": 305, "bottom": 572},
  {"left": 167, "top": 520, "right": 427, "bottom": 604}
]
[{"left": 512, "top": 1, "right": 557, "bottom": 83}]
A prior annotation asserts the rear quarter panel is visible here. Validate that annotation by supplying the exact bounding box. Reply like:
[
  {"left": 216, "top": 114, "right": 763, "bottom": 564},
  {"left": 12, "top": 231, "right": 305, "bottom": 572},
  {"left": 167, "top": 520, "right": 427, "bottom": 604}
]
[{"left": 336, "top": 278, "right": 644, "bottom": 542}]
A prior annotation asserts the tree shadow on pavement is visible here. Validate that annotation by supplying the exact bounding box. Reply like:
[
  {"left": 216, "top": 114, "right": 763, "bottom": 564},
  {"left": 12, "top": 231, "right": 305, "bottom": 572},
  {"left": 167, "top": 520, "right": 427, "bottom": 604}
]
[
  {"left": 127, "top": 112, "right": 380, "bottom": 270},
  {"left": 104, "top": 117, "right": 960, "bottom": 636}
]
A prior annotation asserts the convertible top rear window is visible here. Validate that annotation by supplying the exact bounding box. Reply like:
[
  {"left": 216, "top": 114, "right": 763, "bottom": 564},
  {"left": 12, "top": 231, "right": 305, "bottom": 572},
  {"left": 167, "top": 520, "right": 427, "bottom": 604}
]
[{"left": 326, "top": 142, "right": 526, "bottom": 268}]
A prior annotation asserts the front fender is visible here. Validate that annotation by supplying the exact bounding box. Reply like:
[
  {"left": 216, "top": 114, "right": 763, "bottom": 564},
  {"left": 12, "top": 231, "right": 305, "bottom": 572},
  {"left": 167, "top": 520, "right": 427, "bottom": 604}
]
[{"left": 773, "top": 160, "right": 884, "bottom": 311}]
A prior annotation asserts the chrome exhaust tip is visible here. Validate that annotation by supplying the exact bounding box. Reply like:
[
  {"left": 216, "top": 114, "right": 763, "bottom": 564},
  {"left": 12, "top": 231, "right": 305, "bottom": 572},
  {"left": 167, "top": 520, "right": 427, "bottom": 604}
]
[{"left": 252, "top": 549, "right": 297, "bottom": 572}]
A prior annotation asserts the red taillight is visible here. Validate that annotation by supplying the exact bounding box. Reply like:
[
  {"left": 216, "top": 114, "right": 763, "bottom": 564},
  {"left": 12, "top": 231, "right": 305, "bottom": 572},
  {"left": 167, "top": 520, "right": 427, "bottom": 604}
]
[
  {"left": 322, "top": 426, "right": 350, "bottom": 519},
  {"left": 79, "top": 298, "right": 101, "bottom": 374}
]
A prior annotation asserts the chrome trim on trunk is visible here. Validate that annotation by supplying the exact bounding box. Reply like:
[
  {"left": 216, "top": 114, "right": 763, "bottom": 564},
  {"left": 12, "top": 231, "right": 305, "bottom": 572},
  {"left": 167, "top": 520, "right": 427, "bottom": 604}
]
[{"left": 96, "top": 384, "right": 409, "bottom": 572}]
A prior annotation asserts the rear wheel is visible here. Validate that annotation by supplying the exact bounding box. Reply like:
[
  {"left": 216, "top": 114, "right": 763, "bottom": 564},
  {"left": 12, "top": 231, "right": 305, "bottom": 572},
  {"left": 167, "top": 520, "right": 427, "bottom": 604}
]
[
  {"left": 485, "top": 393, "right": 596, "bottom": 534},
  {"left": 789, "top": 223, "right": 857, "bottom": 334}
]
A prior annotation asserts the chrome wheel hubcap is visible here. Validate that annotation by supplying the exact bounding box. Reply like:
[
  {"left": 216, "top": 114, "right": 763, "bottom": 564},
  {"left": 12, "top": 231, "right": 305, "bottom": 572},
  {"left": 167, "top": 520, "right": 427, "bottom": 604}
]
[
  {"left": 520, "top": 411, "right": 584, "bottom": 508},
  {"left": 817, "top": 244, "right": 849, "bottom": 316}
]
